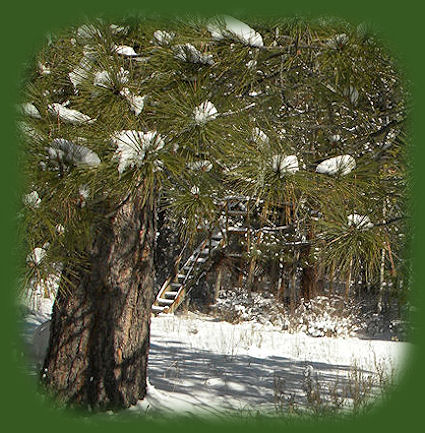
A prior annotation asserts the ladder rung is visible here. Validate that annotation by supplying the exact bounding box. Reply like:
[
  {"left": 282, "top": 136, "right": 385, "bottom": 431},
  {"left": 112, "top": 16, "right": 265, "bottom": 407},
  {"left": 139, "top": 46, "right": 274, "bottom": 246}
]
[
  {"left": 177, "top": 273, "right": 186, "bottom": 279},
  {"left": 158, "top": 298, "right": 174, "bottom": 305},
  {"left": 165, "top": 291, "right": 179, "bottom": 297},
  {"left": 195, "top": 257, "right": 207, "bottom": 263},
  {"left": 152, "top": 305, "right": 167, "bottom": 313},
  {"left": 170, "top": 282, "right": 181, "bottom": 289}
]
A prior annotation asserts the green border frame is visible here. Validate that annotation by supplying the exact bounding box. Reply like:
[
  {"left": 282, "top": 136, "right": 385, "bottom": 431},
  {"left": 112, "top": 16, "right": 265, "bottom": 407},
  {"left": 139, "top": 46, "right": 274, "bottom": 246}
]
[{"left": 1, "top": 0, "right": 423, "bottom": 431}]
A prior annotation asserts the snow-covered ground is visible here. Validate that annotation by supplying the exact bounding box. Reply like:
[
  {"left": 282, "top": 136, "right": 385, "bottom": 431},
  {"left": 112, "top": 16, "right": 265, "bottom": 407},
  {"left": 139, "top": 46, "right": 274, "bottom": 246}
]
[
  {"left": 133, "top": 312, "right": 410, "bottom": 418},
  {"left": 20, "top": 296, "right": 411, "bottom": 419}
]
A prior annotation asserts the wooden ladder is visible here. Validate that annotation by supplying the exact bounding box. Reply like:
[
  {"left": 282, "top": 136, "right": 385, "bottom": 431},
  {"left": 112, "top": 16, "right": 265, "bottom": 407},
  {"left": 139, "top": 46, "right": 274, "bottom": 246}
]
[{"left": 152, "top": 230, "right": 225, "bottom": 315}]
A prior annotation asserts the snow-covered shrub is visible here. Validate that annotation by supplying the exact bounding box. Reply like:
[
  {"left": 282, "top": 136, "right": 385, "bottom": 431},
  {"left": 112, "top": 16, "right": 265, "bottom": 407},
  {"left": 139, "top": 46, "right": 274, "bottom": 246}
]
[
  {"left": 211, "top": 288, "right": 287, "bottom": 327},
  {"left": 291, "top": 296, "right": 365, "bottom": 337}
]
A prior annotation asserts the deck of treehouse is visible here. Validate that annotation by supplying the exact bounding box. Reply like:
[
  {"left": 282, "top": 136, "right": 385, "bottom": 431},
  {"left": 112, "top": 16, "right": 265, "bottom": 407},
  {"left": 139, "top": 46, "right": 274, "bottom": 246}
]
[{"left": 152, "top": 196, "right": 310, "bottom": 315}]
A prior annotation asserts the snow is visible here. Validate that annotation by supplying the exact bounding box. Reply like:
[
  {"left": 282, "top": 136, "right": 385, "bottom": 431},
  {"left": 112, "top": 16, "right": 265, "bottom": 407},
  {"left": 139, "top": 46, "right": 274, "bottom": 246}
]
[
  {"left": 173, "top": 44, "right": 214, "bottom": 65},
  {"left": 78, "top": 184, "right": 90, "bottom": 207},
  {"left": 109, "top": 24, "right": 127, "bottom": 34},
  {"left": 18, "top": 121, "right": 42, "bottom": 141},
  {"left": 47, "top": 138, "right": 101, "bottom": 168},
  {"left": 328, "top": 33, "right": 349, "bottom": 50},
  {"left": 137, "top": 313, "right": 409, "bottom": 417},
  {"left": 207, "top": 16, "right": 264, "bottom": 48},
  {"left": 23, "top": 191, "right": 41, "bottom": 208},
  {"left": 315, "top": 155, "right": 356, "bottom": 176},
  {"left": 93, "top": 67, "right": 129, "bottom": 89},
  {"left": 120, "top": 88, "right": 146, "bottom": 116},
  {"left": 47, "top": 103, "right": 95, "bottom": 124},
  {"left": 344, "top": 85, "right": 359, "bottom": 106},
  {"left": 347, "top": 213, "right": 374, "bottom": 230},
  {"left": 20, "top": 102, "right": 41, "bottom": 119},
  {"left": 113, "top": 44, "right": 138, "bottom": 57},
  {"left": 26, "top": 247, "right": 47, "bottom": 265},
  {"left": 77, "top": 24, "right": 101, "bottom": 41},
  {"left": 190, "top": 185, "right": 200, "bottom": 195},
  {"left": 187, "top": 160, "right": 213, "bottom": 172},
  {"left": 21, "top": 292, "right": 410, "bottom": 418},
  {"left": 252, "top": 127, "right": 269, "bottom": 144},
  {"left": 69, "top": 57, "right": 93, "bottom": 90},
  {"left": 111, "top": 130, "right": 165, "bottom": 174},
  {"left": 271, "top": 154, "right": 299, "bottom": 176},
  {"left": 55, "top": 224, "right": 65, "bottom": 235},
  {"left": 38, "top": 62, "right": 51, "bottom": 76},
  {"left": 193, "top": 101, "right": 218, "bottom": 125},
  {"left": 152, "top": 30, "right": 175, "bottom": 46},
  {"left": 246, "top": 59, "right": 257, "bottom": 69}
]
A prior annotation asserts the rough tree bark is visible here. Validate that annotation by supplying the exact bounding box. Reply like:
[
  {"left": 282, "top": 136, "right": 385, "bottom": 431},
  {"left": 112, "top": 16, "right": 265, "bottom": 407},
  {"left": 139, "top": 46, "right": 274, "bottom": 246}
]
[{"left": 41, "top": 190, "right": 155, "bottom": 411}]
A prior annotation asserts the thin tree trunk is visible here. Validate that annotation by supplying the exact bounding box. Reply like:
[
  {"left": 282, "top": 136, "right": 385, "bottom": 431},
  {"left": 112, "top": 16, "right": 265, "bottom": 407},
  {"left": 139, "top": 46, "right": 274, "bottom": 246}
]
[
  {"left": 214, "top": 266, "right": 223, "bottom": 301},
  {"left": 345, "top": 258, "right": 353, "bottom": 301},
  {"left": 329, "top": 262, "right": 335, "bottom": 296},
  {"left": 41, "top": 189, "right": 155, "bottom": 411},
  {"left": 300, "top": 227, "right": 317, "bottom": 301},
  {"left": 377, "top": 201, "right": 388, "bottom": 313}
]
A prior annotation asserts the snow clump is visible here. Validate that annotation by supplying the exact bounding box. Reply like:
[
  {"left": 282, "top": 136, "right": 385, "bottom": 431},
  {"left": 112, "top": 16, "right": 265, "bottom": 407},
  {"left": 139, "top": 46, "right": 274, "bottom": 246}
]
[
  {"left": 152, "top": 30, "right": 175, "bottom": 46},
  {"left": 327, "top": 33, "right": 349, "bottom": 50},
  {"left": 344, "top": 86, "right": 359, "bottom": 106},
  {"left": 252, "top": 127, "right": 269, "bottom": 145},
  {"left": 77, "top": 24, "right": 102, "bottom": 41},
  {"left": 111, "top": 130, "right": 165, "bottom": 175},
  {"left": 48, "top": 103, "right": 95, "bottom": 124},
  {"left": 113, "top": 44, "right": 138, "bottom": 56},
  {"left": 347, "top": 213, "right": 373, "bottom": 230},
  {"left": 193, "top": 101, "right": 218, "bottom": 125},
  {"left": 23, "top": 191, "right": 41, "bottom": 209},
  {"left": 271, "top": 154, "right": 299, "bottom": 176},
  {"left": 173, "top": 44, "right": 214, "bottom": 65},
  {"left": 20, "top": 103, "right": 41, "bottom": 119},
  {"left": 315, "top": 155, "right": 356, "bottom": 176},
  {"left": 38, "top": 62, "right": 51, "bottom": 76},
  {"left": 47, "top": 138, "right": 101, "bottom": 168},
  {"left": 190, "top": 185, "right": 200, "bottom": 195},
  {"left": 26, "top": 247, "right": 47, "bottom": 266},
  {"left": 93, "top": 67, "right": 129, "bottom": 89},
  {"left": 207, "top": 15, "right": 264, "bottom": 48},
  {"left": 120, "top": 88, "right": 147, "bottom": 116},
  {"left": 69, "top": 57, "right": 93, "bottom": 91},
  {"left": 187, "top": 160, "right": 213, "bottom": 172}
]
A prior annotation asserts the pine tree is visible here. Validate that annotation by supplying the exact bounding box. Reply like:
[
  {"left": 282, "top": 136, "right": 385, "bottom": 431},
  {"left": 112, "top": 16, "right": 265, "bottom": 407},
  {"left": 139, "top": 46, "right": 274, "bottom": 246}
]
[{"left": 17, "top": 15, "right": 409, "bottom": 411}]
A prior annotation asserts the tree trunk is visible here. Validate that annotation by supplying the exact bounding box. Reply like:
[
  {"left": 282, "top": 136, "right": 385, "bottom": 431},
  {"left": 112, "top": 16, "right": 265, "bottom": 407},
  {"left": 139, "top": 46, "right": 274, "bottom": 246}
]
[
  {"left": 300, "top": 228, "right": 317, "bottom": 301},
  {"left": 41, "top": 190, "right": 155, "bottom": 411}
]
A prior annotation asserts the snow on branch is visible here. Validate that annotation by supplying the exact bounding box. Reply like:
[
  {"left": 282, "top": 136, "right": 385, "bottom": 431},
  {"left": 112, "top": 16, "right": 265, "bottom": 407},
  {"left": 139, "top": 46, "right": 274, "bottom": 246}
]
[
  {"left": 347, "top": 214, "right": 374, "bottom": 230},
  {"left": 207, "top": 15, "right": 264, "bottom": 48},
  {"left": 152, "top": 30, "right": 175, "bottom": 46},
  {"left": 173, "top": 44, "right": 214, "bottom": 65},
  {"left": 20, "top": 103, "right": 41, "bottom": 119},
  {"left": 48, "top": 103, "right": 95, "bottom": 124},
  {"left": 315, "top": 155, "right": 356, "bottom": 176},
  {"left": 120, "top": 88, "right": 147, "bottom": 116},
  {"left": 193, "top": 101, "right": 218, "bottom": 125},
  {"left": 252, "top": 127, "right": 269, "bottom": 145},
  {"left": 23, "top": 191, "right": 41, "bottom": 209},
  {"left": 271, "top": 154, "right": 299, "bottom": 176},
  {"left": 113, "top": 44, "right": 138, "bottom": 57},
  {"left": 47, "top": 138, "right": 101, "bottom": 168},
  {"left": 111, "top": 130, "right": 165, "bottom": 175},
  {"left": 93, "top": 67, "right": 129, "bottom": 89},
  {"left": 187, "top": 160, "right": 213, "bottom": 172}
]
